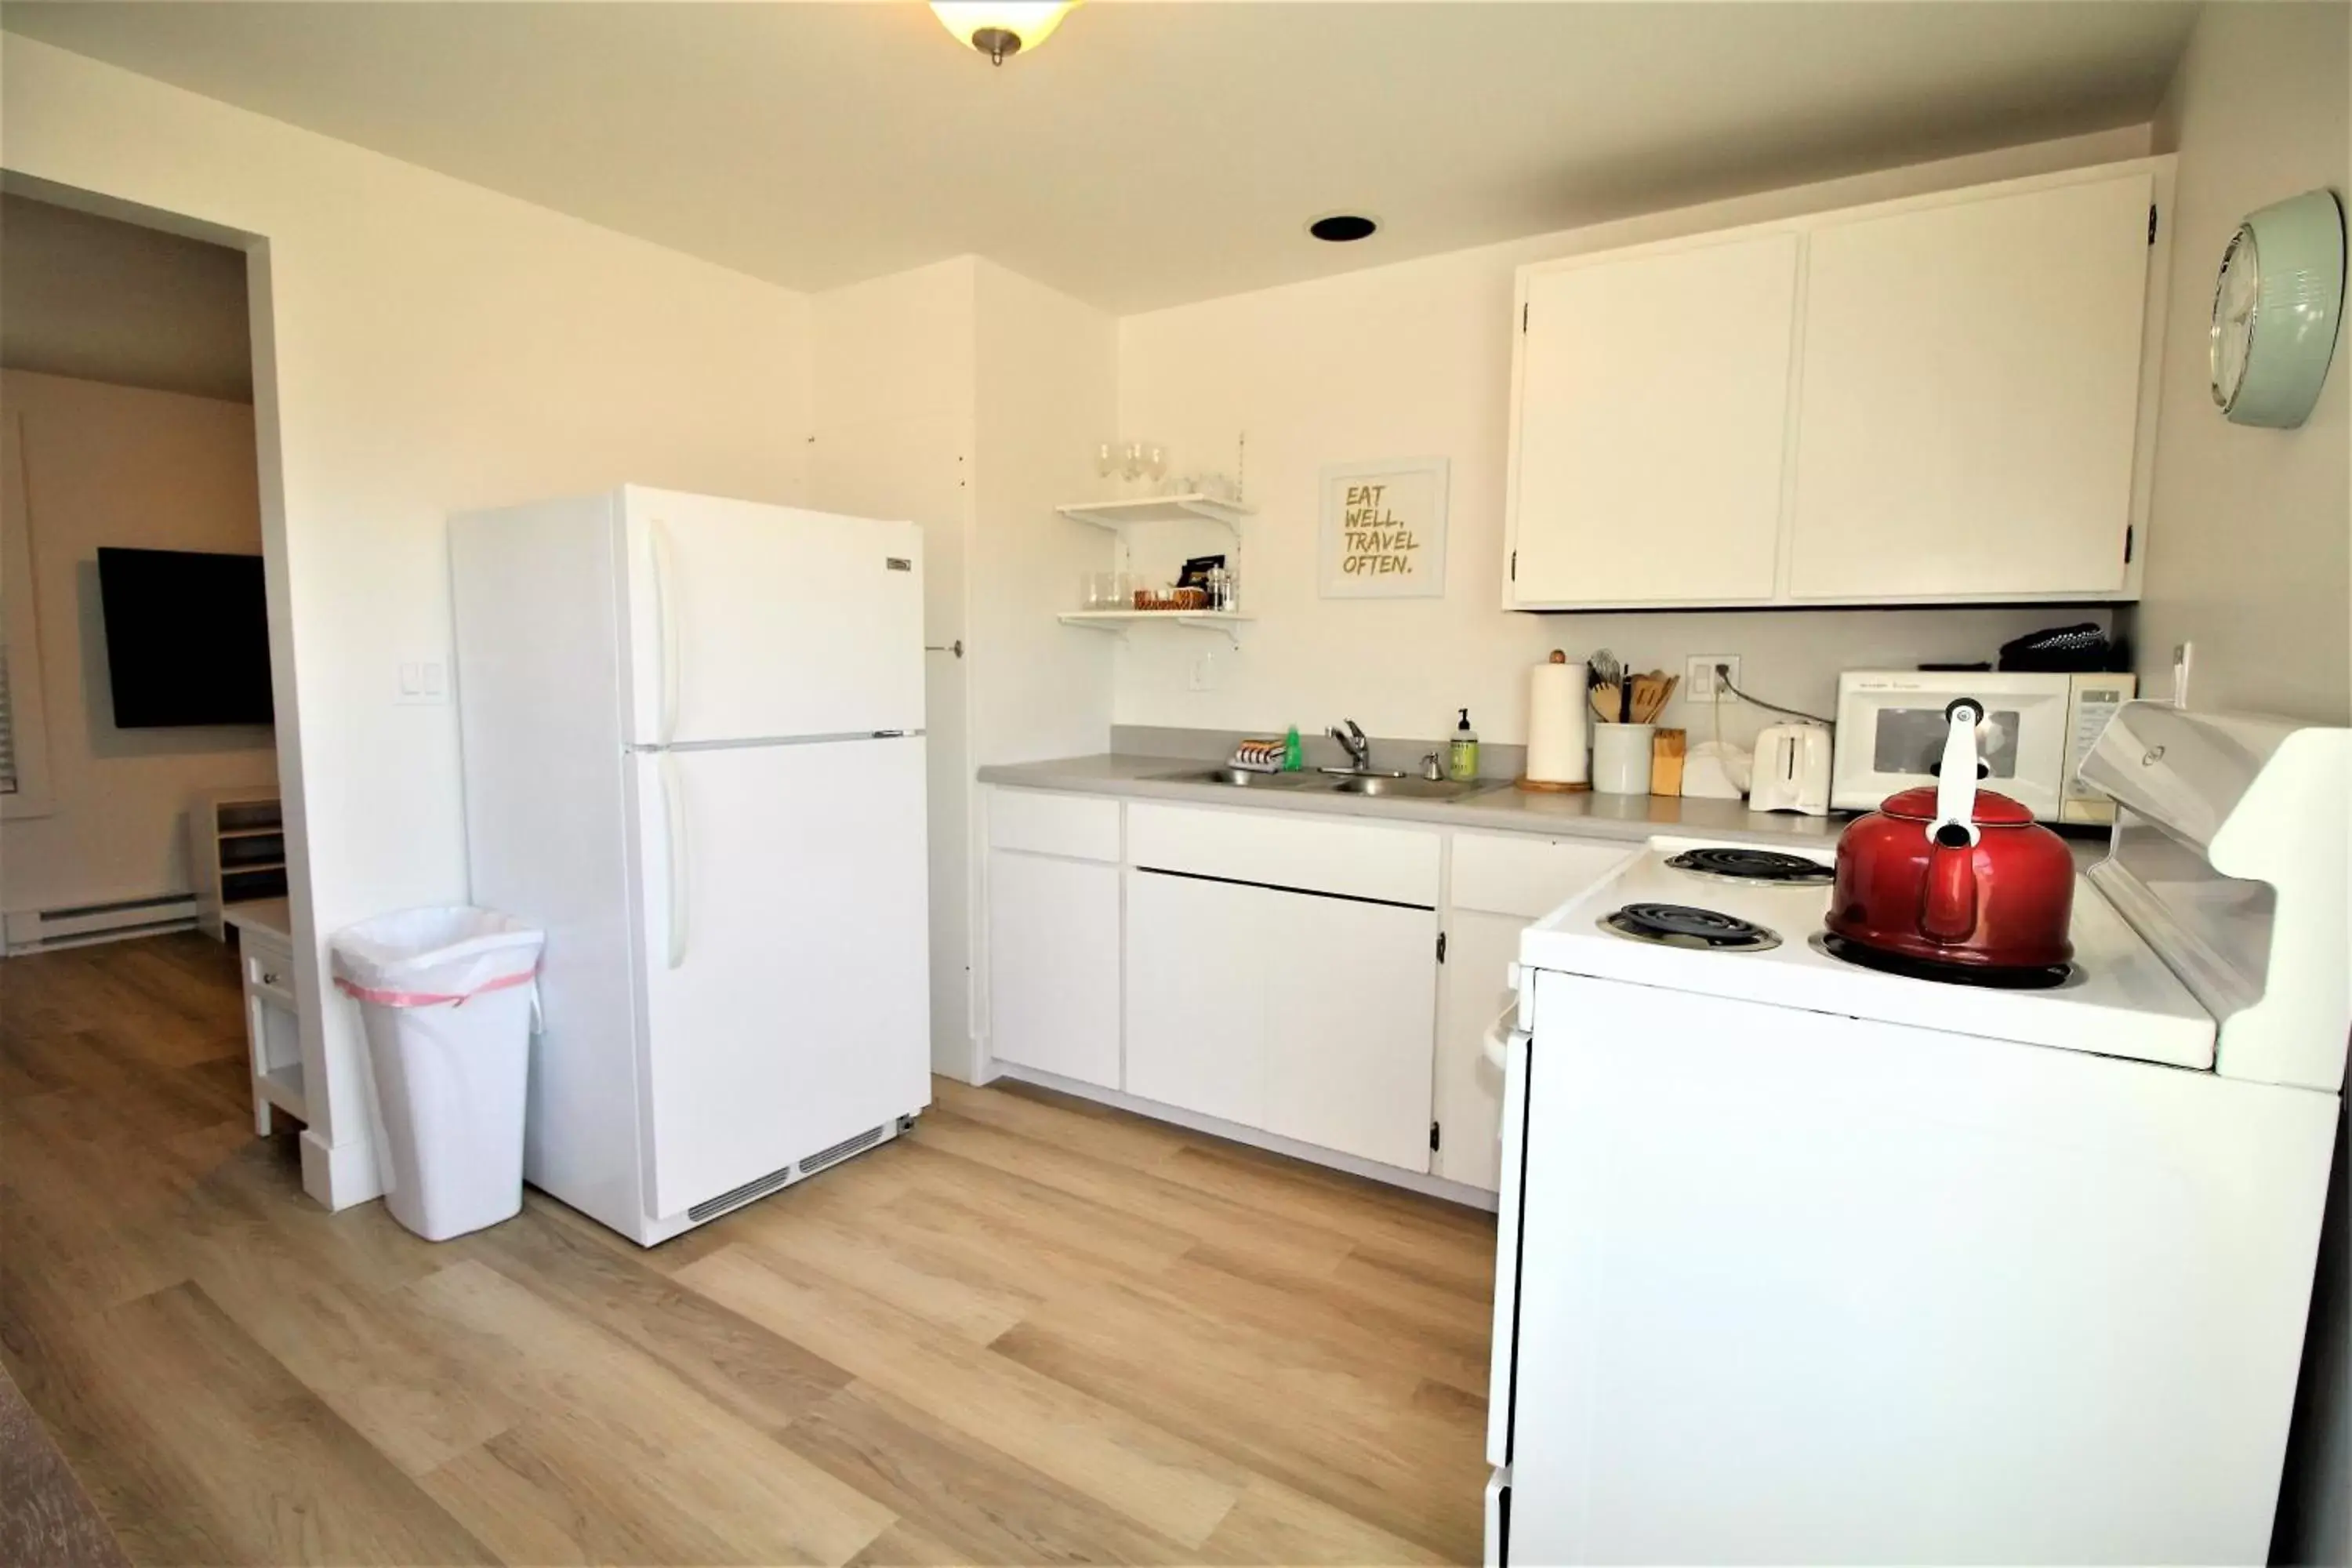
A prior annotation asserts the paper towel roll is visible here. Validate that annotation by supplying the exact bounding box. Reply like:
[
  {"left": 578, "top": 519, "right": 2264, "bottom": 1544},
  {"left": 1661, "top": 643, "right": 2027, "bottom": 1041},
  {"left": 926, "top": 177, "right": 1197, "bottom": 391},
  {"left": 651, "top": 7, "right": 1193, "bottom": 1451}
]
[{"left": 1525, "top": 655, "right": 1590, "bottom": 784}]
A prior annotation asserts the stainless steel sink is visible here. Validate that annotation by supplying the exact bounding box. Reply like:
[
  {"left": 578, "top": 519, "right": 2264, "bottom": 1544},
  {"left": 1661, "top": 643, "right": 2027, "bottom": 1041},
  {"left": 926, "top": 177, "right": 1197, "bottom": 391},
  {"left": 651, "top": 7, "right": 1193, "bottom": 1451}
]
[
  {"left": 1322, "top": 774, "right": 1487, "bottom": 800},
  {"left": 1152, "top": 766, "right": 1319, "bottom": 789},
  {"left": 1154, "top": 765, "right": 1489, "bottom": 800}
]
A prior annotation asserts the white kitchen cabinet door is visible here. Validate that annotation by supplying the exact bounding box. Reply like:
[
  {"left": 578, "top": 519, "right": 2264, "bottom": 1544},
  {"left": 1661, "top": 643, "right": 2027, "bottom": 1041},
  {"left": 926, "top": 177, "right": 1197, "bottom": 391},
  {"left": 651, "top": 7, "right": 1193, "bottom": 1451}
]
[
  {"left": 1437, "top": 833, "right": 1632, "bottom": 1193},
  {"left": 1125, "top": 869, "right": 1265, "bottom": 1129},
  {"left": 1510, "top": 232, "right": 1800, "bottom": 607},
  {"left": 1434, "top": 909, "right": 1525, "bottom": 1193},
  {"left": 1788, "top": 172, "right": 2154, "bottom": 601},
  {"left": 988, "top": 850, "right": 1120, "bottom": 1090},
  {"left": 1261, "top": 890, "right": 1439, "bottom": 1172}
]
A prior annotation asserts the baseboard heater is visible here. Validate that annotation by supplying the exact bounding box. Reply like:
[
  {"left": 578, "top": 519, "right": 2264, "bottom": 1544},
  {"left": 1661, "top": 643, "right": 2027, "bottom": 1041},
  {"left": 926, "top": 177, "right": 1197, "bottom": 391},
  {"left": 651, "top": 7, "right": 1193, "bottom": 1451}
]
[{"left": 3, "top": 893, "right": 201, "bottom": 956}]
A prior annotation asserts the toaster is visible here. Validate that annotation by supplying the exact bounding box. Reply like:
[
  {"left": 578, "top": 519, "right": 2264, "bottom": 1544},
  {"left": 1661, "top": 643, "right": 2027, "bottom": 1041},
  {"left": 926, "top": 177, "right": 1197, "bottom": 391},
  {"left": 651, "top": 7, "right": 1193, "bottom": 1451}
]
[{"left": 1749, "top": 722, "right": 1834, "bottom": 815}]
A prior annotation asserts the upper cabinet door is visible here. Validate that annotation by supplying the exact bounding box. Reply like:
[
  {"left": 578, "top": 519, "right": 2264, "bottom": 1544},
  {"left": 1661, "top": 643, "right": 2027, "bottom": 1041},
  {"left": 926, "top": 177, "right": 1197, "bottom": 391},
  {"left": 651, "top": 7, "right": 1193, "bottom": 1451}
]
[
  {"left": 1510, "top": 232, "right": 1800, "bottom": 607},
  {"left": 620, "top": 488, "right": 926, "bottom": 746},
  {"left": 1787, "top": 172, "right": 2154, "bottom": 601}
]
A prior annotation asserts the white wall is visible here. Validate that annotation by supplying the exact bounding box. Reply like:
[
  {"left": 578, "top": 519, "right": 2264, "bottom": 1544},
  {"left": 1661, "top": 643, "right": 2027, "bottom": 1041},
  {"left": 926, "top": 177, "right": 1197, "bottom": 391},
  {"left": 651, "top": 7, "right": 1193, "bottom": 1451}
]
[
  {"left": 2, "top": 37, "right": 813, "bottom": 1207},
  {"left": 0, "top": 369, "right": 278, "bottom": 912},
  {"left": 970, "top": 257, "right": 1118, "bottom": 768},
  {"left": 1113, "top": 128, "right": 2152, "bottom": 750},
  {"left": 2140, "top": 3, "right": 2350, "bottom": 727},
  {"left": 809, "top": 256, "right": 1117, "bottom": 1083},
  {"left": 808, "top": 257, "right": 978, "bottom": 1080},
  {"left": 2142, "top": 13, "right": 2352, "bottom": 1564}
]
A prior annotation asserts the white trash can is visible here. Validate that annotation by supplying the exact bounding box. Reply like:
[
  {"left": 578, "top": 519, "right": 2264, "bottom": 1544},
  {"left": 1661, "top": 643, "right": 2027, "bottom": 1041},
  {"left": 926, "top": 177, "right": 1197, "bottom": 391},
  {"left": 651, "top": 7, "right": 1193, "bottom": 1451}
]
[{"left": 329, "top": 906, "right": 544, "bottom": 1242}]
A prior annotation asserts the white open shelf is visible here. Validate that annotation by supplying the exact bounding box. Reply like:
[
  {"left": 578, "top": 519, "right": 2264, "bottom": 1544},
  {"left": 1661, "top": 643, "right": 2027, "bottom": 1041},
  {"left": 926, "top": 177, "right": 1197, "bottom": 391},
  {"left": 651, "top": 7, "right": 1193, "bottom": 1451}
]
[
  {"left": 1055, "top": 495, "right": 1252, "bottom": 534},
  {"left": 1058, "top": 609, "right": 1254, "bottom": 646},
  {"left": 256, "top": 1059, "right": 307, "bottom": 1121}
]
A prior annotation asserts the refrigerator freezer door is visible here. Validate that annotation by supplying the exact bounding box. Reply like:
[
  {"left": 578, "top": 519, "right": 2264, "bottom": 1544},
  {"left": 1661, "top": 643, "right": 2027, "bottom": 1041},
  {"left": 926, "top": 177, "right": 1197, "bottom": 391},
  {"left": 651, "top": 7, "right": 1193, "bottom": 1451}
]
[
  {"left": 621, "top": 488, "right": 924, "bottom": 745},
  {"left": 630, "top": 736, "right": 931, "bottom": 1217}
]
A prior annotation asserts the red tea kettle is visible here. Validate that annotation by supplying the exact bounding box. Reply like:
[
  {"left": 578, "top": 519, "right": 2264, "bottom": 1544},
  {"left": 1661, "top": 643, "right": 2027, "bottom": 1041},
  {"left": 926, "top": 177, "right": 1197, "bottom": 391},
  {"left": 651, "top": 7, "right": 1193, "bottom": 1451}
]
[{"left": 1827, "top": 699, "right": 2075, "bottom": 971}]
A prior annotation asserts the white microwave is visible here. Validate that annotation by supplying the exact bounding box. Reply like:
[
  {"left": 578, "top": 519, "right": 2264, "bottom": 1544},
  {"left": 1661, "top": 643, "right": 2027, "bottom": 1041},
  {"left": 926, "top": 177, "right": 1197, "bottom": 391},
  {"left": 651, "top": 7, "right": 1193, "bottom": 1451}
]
[{"left": 1831, "top": 670, "right": 2138, "bottom": 824}]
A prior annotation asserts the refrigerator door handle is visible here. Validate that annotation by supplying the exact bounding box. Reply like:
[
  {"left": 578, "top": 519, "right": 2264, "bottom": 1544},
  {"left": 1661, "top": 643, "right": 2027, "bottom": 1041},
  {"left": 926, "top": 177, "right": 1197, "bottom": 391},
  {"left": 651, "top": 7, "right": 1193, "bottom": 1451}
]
[
  {"left": 660, "top": 752, "right": 689, "bottom": 968},
  {"left": 651, "top": 517, "right": 681, "bottom": 743}
]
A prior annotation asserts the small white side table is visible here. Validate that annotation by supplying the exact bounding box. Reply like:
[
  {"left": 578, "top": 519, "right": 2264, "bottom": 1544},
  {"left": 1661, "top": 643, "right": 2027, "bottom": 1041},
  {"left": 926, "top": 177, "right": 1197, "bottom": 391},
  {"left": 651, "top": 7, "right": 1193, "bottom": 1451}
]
[{"left": 224, "top": 898, "right": 308, "bottom": 1136}]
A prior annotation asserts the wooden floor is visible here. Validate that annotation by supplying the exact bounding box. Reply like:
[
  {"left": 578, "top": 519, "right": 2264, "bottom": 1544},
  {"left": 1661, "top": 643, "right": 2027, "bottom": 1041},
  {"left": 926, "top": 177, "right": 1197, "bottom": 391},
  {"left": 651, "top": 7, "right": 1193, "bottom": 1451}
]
[{"left": 1, "top": 931, "right": 1497, "bottom": 1566}]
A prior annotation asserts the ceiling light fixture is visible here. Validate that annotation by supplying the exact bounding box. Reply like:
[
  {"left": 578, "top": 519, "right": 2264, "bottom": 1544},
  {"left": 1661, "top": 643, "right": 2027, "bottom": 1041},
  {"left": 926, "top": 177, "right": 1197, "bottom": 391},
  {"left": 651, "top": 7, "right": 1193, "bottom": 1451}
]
[
  {"left": 931, "top": 2, "right": 1076, "bottom": 65},
  {"left": 1308, "top": 214, "right": 1379, "bottom": 243}
]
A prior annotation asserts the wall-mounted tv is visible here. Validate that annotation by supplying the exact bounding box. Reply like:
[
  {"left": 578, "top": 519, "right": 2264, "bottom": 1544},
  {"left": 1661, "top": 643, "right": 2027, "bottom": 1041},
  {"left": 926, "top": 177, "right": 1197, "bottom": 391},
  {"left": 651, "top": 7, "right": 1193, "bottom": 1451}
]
[{"left": 96, "top": 546, "right": 275, "bottom": 728}]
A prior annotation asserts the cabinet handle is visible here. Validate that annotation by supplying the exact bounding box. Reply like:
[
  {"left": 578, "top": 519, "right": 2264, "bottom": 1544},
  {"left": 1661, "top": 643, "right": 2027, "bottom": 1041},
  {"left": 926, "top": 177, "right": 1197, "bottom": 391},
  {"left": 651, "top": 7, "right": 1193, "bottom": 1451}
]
[{"left": 259, "top": 971, "right": 283, "bottom": 987}]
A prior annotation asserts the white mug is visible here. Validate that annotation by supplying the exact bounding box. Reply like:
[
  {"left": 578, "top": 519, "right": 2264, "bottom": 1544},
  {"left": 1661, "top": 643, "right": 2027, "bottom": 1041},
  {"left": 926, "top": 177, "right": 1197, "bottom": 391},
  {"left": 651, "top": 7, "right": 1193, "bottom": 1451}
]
[{"left": 1592, "top": 722, "right": 1657, "bottom": 796}]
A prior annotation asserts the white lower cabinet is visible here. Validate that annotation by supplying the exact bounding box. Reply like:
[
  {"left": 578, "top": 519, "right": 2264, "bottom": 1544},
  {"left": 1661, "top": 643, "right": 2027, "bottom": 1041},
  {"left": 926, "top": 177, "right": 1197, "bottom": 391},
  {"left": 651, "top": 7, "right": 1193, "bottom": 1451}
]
[
  {"left": 1126, "top": 867, "right": 1438, "bottom": 1173},
  {"left": 1436, "top": 833, "right": 1637, "bottom": 1192},
  {"left": 986, "top": 848, "right": 1122, "bottom": 1090},
  {"left": 1435, "top": 909, "right": 1527, "bottom": 1193},
  {"left": 985, "top": 786, "right": 1636, "bottom": 1196},
  {"left": 1125, "top": 870, "right": 1267, "bottom": 1128},
  {"left": 1260, "top": 888, "right": 1437, "bottom": 1171}
]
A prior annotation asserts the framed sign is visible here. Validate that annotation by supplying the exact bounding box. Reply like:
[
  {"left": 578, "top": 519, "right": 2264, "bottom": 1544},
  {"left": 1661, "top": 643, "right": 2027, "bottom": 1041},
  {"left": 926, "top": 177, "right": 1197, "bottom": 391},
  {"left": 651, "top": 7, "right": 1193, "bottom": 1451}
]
[{"left": 1319, "top": 456, "right": 1448, "bottom": 599}]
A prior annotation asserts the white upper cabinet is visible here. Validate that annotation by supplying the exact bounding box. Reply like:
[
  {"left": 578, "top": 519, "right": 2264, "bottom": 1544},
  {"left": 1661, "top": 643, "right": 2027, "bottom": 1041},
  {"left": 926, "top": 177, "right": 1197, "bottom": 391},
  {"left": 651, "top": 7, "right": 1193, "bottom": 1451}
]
[
  {"left": 1788, "top": 172, "right": 2155, "bottom": 601},
  {"left": 1503, "top": 160, "right": 2168, "bottom": 610},
  {"left": 1511, "top": 234, "right": 1801, "bottom": 607}
]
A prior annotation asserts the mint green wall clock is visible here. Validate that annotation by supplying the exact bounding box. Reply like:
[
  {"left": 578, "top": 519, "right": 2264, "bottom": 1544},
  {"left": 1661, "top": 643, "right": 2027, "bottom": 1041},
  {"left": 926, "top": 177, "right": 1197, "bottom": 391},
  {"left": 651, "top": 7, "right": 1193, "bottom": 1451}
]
[{"left": 2210, "top": 188, "right": 2346, "bottom": 430}]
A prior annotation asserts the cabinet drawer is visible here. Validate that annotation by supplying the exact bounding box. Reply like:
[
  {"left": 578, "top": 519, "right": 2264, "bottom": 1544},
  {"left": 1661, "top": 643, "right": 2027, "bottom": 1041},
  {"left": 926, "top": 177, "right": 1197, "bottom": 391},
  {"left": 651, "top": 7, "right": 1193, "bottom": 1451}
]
[
  {"left": 1127, "top": 801, "right": 1439, "bottom": 908},
  {"left": 987, "top": 789, "right": 1120, "bottom": 862},
  {"left": 249, "top": 974, "right": 297, "bottom": 1016},
  {"left": 241, "top": 930, "right": 296, "bottom": 1008},
  {"left": 1451, "top": 833, "right": 1635, "bottom": 920},
  {"left": 242, "top": 930, "right": 293, "bottom": 977}
]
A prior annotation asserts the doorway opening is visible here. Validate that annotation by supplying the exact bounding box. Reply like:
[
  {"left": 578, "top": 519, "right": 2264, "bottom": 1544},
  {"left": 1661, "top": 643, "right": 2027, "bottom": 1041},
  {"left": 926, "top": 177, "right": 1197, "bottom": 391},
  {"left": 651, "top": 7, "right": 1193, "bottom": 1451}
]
[{"left": 0, "top": 188, "right": 293, "bottom": 951}]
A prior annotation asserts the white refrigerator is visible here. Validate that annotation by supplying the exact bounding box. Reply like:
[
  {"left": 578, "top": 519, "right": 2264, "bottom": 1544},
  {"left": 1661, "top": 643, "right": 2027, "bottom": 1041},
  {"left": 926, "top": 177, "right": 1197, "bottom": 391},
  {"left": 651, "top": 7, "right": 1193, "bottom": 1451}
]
[{"left": 451, "top": 485, "right": 931, "bottom": 1246}]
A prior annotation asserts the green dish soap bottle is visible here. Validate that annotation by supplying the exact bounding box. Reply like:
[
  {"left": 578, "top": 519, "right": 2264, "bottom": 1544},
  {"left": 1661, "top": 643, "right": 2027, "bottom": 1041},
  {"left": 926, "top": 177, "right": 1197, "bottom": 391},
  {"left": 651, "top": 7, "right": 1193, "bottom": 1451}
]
[
  {"left": 1448, "top": 708, "right": 1479, "bottom": 782},
  {"left": 1283, "top": 725, "right": 1303, "bottom": 772}
]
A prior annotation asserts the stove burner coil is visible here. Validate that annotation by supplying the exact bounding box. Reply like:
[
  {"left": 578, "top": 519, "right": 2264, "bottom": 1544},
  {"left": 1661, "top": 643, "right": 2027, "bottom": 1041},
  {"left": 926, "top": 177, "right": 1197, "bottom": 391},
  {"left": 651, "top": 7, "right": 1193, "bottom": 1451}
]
[
  {"left": 1813, "top": 931, "right": 2075, "bottom": 990},
  {"left": 1599, "top": 902, "right": 1782, "bottom": 953},
  {"left": 1665, "top": 847, "right": 1835, "bottom": 886}
]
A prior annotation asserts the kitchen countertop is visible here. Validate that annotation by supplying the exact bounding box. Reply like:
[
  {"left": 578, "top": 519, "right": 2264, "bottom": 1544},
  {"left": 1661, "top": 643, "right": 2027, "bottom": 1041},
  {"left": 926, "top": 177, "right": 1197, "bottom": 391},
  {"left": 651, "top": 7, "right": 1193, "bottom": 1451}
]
[{"left": 978, "top": 753, "right": 1857, "bottom": 848}]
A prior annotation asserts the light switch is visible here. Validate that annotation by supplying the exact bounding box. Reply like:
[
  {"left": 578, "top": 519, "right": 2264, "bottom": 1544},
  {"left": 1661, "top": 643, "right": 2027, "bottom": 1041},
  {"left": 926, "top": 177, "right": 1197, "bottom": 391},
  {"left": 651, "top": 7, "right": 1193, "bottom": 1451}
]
[{"left": 396, "top": 655, "right": 451, "bottom": 705}]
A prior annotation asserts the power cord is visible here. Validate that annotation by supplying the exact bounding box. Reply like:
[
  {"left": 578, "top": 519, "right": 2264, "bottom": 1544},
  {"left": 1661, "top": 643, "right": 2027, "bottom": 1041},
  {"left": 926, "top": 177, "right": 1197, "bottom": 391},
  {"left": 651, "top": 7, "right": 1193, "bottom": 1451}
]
[{"left": 1715, "top": 663, "right": 1835, "bottom": 727}]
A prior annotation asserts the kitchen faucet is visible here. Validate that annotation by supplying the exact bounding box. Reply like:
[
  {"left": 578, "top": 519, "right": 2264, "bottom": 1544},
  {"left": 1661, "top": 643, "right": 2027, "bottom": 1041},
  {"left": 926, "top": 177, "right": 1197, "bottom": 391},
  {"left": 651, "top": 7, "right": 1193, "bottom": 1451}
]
[{"left": 1329, "top": 719, "right": 1373, "bottom": 773}]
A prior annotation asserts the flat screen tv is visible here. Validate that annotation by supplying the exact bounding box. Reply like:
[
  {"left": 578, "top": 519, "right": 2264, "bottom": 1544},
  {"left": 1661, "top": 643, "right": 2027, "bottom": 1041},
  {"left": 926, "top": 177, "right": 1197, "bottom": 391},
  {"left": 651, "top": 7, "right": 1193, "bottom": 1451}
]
[{"left": 96, "top": 546, "right": 274, "bottom": 728}]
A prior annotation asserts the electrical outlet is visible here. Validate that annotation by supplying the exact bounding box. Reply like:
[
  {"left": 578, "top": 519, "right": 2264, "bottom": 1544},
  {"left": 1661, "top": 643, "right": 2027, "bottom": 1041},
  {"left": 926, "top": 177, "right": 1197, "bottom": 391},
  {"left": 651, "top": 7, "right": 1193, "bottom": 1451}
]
[
  {"left": 1686, "top": 655, "right": 1741, "bottom": 702},
  {"left": 1188, "top": 651, "right": 1217, "bottom": 692}
]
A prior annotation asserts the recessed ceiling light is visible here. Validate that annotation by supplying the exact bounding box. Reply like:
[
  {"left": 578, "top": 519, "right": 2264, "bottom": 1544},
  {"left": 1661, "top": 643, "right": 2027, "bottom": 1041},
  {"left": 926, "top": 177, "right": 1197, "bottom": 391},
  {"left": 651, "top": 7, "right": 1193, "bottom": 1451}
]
[{"left": 1308, "top": 214, "right": 1379, "bottom": 243}]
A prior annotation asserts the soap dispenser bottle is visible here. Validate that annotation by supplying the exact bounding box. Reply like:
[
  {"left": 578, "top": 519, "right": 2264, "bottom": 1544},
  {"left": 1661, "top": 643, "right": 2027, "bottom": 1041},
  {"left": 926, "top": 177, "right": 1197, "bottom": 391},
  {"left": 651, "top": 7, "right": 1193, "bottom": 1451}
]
[{"left": 1447, "top": 709, "right": 1479, "bottom": 782}]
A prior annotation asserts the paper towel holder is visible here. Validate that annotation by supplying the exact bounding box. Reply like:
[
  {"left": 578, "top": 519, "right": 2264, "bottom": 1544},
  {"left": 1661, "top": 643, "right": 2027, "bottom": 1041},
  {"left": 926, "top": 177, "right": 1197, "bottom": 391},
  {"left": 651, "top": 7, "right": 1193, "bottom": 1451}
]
[{"left": 1517, "top": 649, "right": 1595, "bottom": 793}]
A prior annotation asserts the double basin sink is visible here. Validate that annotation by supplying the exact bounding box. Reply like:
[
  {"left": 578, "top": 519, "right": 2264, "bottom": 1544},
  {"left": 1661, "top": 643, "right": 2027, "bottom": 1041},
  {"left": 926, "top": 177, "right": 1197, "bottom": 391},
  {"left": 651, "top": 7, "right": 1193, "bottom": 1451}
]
[{"left": 1153, "top": 766, "right": 1492, "bottom": 801}]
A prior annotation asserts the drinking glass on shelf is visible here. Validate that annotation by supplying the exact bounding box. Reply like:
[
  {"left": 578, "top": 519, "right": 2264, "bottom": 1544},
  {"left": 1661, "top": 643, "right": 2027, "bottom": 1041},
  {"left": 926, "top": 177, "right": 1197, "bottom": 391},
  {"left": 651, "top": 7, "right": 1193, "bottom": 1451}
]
[
  {"left": 1094, "top": 441, "right": 1116, "bottom": 479},
  {"left": 1143, "top": 443, "right": 1168, "bottom": 483},
  {"left": 1119, "top": 441, "right": 1148, "bottom": 482},
  {"left": 1087, "top": 571, "right": 1120, "bottom": 608}
]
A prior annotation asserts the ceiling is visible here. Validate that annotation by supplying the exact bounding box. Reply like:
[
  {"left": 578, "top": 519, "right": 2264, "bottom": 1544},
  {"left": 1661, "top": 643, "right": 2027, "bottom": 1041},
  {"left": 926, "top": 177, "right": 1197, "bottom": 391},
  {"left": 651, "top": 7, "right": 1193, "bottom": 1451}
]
[
  {"left": 0, "top": 2, "right": 2199, "bottom": 314},
  {"left": 1, "top": 193, "right": 252, "bottom": 401}
]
